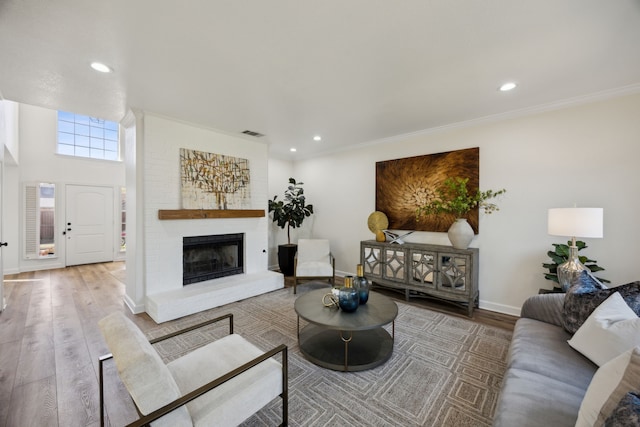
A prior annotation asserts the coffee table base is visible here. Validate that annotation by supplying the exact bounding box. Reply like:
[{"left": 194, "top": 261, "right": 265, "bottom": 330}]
[{"left": 298, "top": 323, "right": 394, "bottom": 372}]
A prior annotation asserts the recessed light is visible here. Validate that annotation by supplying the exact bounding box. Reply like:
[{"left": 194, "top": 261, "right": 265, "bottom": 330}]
[
  {"left": 290, "top": 148, "right": 297, "bottom": 152},
  {"left": 90, "top": 62, "right": 113, "bottom": 73},
  {"left": 313, "top": 135, "right": 322, "bottom": 142},
  {"left": 499, "top": 82, "right": 517, "bottom": 92}
]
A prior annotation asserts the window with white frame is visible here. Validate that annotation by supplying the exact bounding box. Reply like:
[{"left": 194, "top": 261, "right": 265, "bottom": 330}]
[
  {"left": 57, "top": 111, "right": 119, "bottom": 160},
  {"left": 24, "top": 182, "right": 57, "bottom": 259}
]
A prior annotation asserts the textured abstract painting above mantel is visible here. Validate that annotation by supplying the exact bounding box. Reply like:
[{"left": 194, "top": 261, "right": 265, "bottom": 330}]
[
  {"left": 180, "top": 148, "right": 251, "bottom": 209},
  {"left": 376, "top": 147, "right": 480, "bottom": 232}
]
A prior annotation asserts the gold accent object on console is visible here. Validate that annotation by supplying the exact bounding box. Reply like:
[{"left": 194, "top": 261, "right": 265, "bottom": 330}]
[{"left": 367, "top": 211, "right": 389, "bottom": 242}]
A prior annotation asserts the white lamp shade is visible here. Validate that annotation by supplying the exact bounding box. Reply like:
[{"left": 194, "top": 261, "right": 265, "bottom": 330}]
[{"left": 548, "top": 208, "right": 603, "bottom": 238}]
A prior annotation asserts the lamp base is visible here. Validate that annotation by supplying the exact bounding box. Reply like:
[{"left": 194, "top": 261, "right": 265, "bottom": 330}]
[{"left": 557, "top": 245, "right": 588, "bottom": 291}]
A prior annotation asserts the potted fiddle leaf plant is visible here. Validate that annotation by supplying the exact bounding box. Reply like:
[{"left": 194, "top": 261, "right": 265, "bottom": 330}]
[
  {"left": 268, "top": 178, "right": 314, "bottom": 276},
  {"left": 416, "top": 177, "right": 506, "bottom": 249}
]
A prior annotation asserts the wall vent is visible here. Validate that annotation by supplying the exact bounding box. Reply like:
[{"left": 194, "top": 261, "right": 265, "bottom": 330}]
[{"left": 241, "top": 130, "right": 265, "bottom": 137}]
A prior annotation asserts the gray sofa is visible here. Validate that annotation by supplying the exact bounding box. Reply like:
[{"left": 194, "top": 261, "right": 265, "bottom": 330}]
[{"left": 493, "top": 293, "right": 598, "bottom": 426}]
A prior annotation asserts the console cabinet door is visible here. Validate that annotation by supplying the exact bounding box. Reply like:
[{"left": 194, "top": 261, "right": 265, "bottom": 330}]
[
  {"left": 409, "top": 249, "right": 437, "bottom": 290},
  {"left": 362, "top": 243, "right": 383, "bottom": 279},
  {"left": 437, "top": 253, "right": 470, "bottom": 295},
  {"left": 382, "top": 247, "right": 407, "bottom": 283}
]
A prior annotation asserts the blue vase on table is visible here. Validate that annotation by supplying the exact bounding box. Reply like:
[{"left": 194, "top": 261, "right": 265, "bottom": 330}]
[
  {"left": 353, "top": 264, "right": 370, "bottom": 305},
  {"left": 339, "top": 276, "right": 359, "bottom": 312}
]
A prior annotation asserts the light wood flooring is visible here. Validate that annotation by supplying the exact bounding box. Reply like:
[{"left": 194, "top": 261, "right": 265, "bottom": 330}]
[{"left": 0, "top": 263, "right": 516, "bottom": 427}]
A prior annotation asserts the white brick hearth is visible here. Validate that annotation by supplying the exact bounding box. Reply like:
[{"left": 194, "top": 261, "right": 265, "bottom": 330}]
[{"left": 146, "top": 271, "right": 282, "bottom": 323}]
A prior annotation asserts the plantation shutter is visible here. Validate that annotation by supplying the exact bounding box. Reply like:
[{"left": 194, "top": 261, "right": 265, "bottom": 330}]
[{"left": 24, "top": 183, "right": 39, "bottom": 259}]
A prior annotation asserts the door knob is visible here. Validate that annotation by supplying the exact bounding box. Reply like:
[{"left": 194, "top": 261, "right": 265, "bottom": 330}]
[{"left": 0, "top": 242, "right": 8, "bottom": 247}]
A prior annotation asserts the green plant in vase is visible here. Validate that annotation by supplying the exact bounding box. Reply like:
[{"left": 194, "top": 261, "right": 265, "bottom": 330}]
[
  {"left": 268, "top": 177, "right": 313, "bottom": 275},
  {"left": 416, "top": 177, "right": 506, "bottom": 249},
  {"left": 416, "top": 177, "right": 506, "bottom": 217}
]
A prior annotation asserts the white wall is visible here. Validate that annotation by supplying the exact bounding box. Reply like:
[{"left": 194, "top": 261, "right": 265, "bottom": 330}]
[
  {"left": 3, "top": 103, "right": 125, "bottom": 273},
  {"left": 288, "top": 93, "right": 640, "bottom": 315}
]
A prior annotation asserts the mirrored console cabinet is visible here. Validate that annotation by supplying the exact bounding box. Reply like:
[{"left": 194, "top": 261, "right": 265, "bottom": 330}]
[{"left": 360, "top": 240, "right": 479, "bottom": 316}]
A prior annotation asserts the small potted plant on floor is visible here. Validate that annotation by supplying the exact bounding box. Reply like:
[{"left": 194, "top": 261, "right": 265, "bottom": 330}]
[
  {"left": 268, "top": 178, "right": 314, "bottom": 275},
  {"left": 416, "top": 177, "right": 506, "bottom": 249}
]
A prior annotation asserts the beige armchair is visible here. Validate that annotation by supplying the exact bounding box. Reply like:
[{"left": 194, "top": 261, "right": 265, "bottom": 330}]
[
  {"left": 293, "top": 238, "right": 335, "bottom": 294},
  {"left": 98, "top": 312, "right": 288, "bottom": 427}
]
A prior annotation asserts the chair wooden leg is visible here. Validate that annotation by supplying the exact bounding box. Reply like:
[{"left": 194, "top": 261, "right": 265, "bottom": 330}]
[{"left": 293, "top": 278, "right": 297, "bottom": 294}]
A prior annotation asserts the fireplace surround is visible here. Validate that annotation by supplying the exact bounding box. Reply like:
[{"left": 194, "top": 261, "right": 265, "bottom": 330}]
[{"left": 136, "top": 113, "right": 284, "bottom": 324}]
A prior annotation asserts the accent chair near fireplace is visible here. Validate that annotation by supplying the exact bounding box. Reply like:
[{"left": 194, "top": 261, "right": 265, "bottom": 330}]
[
  {"left": 293, "top": 239, "right": 335, "bottom": 294},
  {"left": 98, "top": 311, "right": 288, "bottom": 426}
]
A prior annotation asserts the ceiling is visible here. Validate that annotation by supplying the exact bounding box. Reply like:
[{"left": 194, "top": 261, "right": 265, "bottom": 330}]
[{"left": 1, "top": 1, "right": 639, "bottom": 160}]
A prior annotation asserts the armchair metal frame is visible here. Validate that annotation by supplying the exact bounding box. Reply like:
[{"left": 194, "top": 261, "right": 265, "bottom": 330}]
[{"left": 99, "top": 313, "right": 288, "bottom": 427}]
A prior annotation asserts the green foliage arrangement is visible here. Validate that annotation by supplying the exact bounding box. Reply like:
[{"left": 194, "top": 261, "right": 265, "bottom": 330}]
[
  {"left": 542, "top": 240, "right": 610, "bottom": 284},
  {"left": 416, "top": 177, "right": 506, "bottom": 218},
  {"left": 268, "top": 177, "right": 314, "bottom": 245}
]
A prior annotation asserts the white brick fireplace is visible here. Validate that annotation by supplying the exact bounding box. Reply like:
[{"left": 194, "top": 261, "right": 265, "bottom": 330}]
[{"left": 131, "top": 113, "right": 283, "bottom": 323}]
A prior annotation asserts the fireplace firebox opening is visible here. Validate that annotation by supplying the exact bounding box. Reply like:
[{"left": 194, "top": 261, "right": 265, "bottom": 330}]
[{"left": 183, "top": 233, "right": 244, "bottom": 285}]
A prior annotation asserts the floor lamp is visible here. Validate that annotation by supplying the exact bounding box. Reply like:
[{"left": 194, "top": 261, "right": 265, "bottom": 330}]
[{"left": 547, "top": 207, "right": 603, "bottom": 291}]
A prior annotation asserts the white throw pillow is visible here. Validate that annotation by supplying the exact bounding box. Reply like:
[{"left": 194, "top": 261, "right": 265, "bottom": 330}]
[
  {"left": 575, "top": 346, "right": 640, "bottom": 427},
  {"left": 568, "top": 292, "right": 640, "bottom": 366}
]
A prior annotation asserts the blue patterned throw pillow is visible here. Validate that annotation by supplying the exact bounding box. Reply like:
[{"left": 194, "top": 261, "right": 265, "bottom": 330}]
[
  {"left": 604, "top": 392, "right": 640, "bottom": 427},
  {"left": 562, "top": 270, "right": 640, "bottom": 334}
]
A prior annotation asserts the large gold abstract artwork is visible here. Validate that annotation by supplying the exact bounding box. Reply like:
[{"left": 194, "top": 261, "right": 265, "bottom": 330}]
[
  {"left": 180, "top": 149, "right": 251, "bottom": 209},
  {"left": 376, "top": 148, "right": 480, "bottom": 232}
]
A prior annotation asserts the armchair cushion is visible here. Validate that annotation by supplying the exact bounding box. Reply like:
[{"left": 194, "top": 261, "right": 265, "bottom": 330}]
[
  {"left": 167, "top": 334, "right": 283, "bottom": 427},
  {"left": 296, "top": 239, "right": 331, "bottom": 264},
  {"left": 295, "top": 261, "right": 334, "bottom": 277},
  {"left": 295, "top": 239, "right": 333, "bottom": 278},
  {"left": 98, "top": 312, "right": 192, "bottom": 427}
]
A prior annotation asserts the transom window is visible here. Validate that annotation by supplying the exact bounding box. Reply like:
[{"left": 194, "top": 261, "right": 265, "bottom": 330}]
[{"left": 57, "top": 111, "right": 119, "bottom": 160}]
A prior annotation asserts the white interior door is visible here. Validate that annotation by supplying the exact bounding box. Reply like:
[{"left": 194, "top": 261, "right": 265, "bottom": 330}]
[{"left": 65, "top": 185, "right": 114, "bottom": 266}]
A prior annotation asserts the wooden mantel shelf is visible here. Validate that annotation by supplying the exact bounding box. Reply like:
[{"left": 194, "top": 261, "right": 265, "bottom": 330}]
[{"left": 158, "top": 209, "right": 265, "bottom": 220}]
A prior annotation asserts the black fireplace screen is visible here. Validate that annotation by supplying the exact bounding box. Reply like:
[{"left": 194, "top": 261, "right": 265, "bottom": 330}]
[{"left": 183, "top": 233, "right": 244, "bottom": 285}]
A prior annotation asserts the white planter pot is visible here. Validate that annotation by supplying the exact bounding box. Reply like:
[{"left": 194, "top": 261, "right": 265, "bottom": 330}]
[{"left": 448, "top": 218, "right": 474, "bottom": 249}]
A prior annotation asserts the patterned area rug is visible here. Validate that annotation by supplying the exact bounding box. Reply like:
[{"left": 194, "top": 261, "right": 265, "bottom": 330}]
[{"left": 144, "top": 283, "right": 511, "bottom": 427}]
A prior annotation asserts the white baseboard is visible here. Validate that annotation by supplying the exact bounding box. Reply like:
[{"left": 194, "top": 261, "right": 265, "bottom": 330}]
[
  {"left": 478, "top": 299, "right": 521, "bottom": 317},
  {"left": 124, "top": 294, "right": 146, "bottom": 314}
]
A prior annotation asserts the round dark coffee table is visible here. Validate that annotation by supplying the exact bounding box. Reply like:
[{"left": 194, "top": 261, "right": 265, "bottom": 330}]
[{"left": 294, "top": 288, "right": 398, "bottom": 371}]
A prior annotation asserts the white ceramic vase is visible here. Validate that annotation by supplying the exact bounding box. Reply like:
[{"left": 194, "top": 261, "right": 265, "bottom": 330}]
[{"left": 448, "top": 218, "right": 474, "bottom": 249}]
